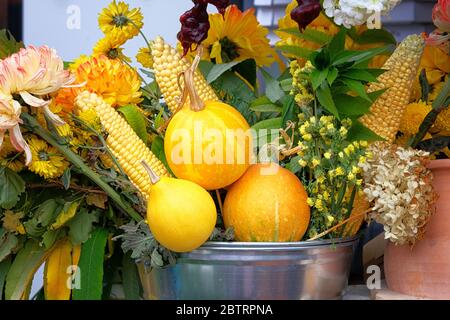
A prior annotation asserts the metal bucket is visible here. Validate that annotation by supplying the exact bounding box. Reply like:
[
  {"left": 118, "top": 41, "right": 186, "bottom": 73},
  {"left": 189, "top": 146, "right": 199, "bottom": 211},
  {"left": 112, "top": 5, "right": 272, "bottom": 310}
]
[{"left": 139, "top": 237, "right": 359, "bottom": 300}]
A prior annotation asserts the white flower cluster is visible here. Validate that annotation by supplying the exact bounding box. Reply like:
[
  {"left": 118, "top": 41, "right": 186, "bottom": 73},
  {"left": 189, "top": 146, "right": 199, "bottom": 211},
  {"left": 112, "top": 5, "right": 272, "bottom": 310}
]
[
  {"left": 360, "top": 142, "right": 437, "bottom": 246},
  {"left": 322, "top": 0, "right": 401, "bottom": 28}
]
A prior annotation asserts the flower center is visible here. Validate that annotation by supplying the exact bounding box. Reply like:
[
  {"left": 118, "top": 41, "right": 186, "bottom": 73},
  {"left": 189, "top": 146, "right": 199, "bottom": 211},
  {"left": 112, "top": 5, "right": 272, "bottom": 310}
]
[
  {"left": 38, "top": 150, "right": 49, "bottom": 161},
  {"left": 218, "top": 37, "right": 240, "bottom": 63},
  {"left": 107, "top": 48, "right": 120, "bottom": 60},
  {"left": 112, "top": 14, "right": 129, "bottom": 27}
]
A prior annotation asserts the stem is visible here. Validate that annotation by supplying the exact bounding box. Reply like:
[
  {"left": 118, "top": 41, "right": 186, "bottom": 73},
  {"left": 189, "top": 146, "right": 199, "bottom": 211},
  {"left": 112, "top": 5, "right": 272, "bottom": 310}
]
[
  {"left": 215, "top": 189, "right": 223, "bottom": 216},
  {"left": 21, "top": 113, "right": 143, "bottom": 223},
  {"left": 141, "top": 160, "right": 160, "bottom": 184},
  {"left": 185, "top": 50, "right": 205, "bottom": 112}
]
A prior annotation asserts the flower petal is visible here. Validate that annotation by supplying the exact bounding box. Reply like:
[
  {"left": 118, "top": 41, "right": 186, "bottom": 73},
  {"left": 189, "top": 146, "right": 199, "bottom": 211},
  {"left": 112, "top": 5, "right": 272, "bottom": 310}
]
[
  {"left": 19, "top": 91, "right": 48, "bottom": 107},
  {"left": 43, "top": 104, "right": 65, "bottom": 126},
  {"left": 10, "top": 124, "right": 32, "bottom": 165}
]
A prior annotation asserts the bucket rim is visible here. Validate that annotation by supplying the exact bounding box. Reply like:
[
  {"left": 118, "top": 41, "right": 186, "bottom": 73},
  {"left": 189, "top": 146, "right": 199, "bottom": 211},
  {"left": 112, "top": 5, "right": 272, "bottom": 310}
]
[{"left": 194, "top": 235, "right": 360, "bottom": 251}]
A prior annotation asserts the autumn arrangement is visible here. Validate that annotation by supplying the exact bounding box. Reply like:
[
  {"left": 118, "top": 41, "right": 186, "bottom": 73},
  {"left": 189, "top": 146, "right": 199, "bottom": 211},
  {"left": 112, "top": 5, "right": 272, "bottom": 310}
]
[{"left": 0, "top": 0, "right": 449, "bottom": 300}]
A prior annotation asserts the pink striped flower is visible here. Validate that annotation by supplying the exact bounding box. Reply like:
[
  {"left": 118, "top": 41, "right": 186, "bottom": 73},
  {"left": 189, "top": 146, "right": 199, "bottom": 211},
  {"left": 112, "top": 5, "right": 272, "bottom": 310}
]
[{"left": 432, "top": 0, "right": 450, "bottom": 32}]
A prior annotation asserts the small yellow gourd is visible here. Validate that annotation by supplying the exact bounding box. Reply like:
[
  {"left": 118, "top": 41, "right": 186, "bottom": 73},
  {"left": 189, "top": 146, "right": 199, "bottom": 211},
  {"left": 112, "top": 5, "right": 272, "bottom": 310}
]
[
  {"left": 142, "top": 161, "right": 217, "bottom": 253},
  {"left": 164, "top": 55, "right": 252, "bottom": 190}
]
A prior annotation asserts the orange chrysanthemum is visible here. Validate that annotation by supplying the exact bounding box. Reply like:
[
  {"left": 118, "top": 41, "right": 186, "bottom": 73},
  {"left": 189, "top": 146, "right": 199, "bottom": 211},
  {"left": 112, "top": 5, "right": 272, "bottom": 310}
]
[{"left": 54, "top": 55, "right": 142, "bottom": 110}]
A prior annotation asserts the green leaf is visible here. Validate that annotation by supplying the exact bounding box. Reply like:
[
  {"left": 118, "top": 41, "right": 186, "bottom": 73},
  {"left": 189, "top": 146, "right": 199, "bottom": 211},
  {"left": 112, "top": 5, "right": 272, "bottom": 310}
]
[
  {"left": 5, "top": 240, "right": 47, "bottom": 300},
  {"left": 251, "top": 117, "right": 283, "bottom": 131},
  {"left": 334, "top": 90, "right": 385, "bottom": 116},
  {"left": 122, "top": 252, "right": 142, "bottom": 300},
  {"left": 327, "top": 67, "right": 339, "bottom": 86},
  {"left": 23, "top": 199, "right": 61, "bottom": 238},
  {"left": 198, "top": 60, "right": 215, "bottom": 78},
  {"left": 118, "top": 105, "right": 148, "bottom": 143},
  {"left": 328, "top": 28, "right": 347, "bottom": 58},
  {"left": 0, "top": 257, "right": 11, "bottom": 299},
  {"left": 206, "top": 61, "right": 241, "bottom": 83},
  {"left": 277, "top": 28, "right": 331, "bottom": 45},
  {"left": 0, "top": 30, "right": 24, "bottom": 60},
  {"left": 311, "top": 68, "right": 329, "bottom": 90},
  {"left": 72, "top": 228, "right": 109, "bottom": 300},
  {"left": 280, "top": 78, "right": 293, "bottom": 92},
  {"left": 341, "top": 78, "right": 371, "bottom": 101},
  {"left": 332, "top": 46, "right": 393, "bottom": 66},
  {"left": 416, "top": 136, "right": 450, "bottom": 153},
  {"left": 261, "top": 69, "right": 284, "bottom": 103},
  {"left": 41, "top": 229, "right": 61, "bottom": 249},
  {"left": 277, "top": 45, "right": 313, "bottom": 59},
  {"left": 67, "top": 208, "right": 99, "bottom": 245},
  {"left": 311, "top": 49, "right": 331, "bottom": 70},
  {"left": 419, "top": 69, "right": 431, "bottom": 103},
  {"left": 0, "top": 167, "right": 25, "bottom": 209},
  {"left": 285, "top": 155, "right": 302, "bottom": 174},
  {"left": 349, "top": 28, "right": 397, "bottom": 45},
  {"left": 281, "top": 95, "right": 296, "bottom": 128},
  {"left": 233, "top": 59, "right": 257, "bottom": 87},
  {"left": 61, "top": 168, "right": 71, "bottom": 190},
  {"left": 341, "top": 69, "right": 379, "bottom": 83},
  {"left": 316, "top": 82, "right": 339, "bottom": 119},
  {"left": 151, "top": 136, "right": 173, "bottom": 175},
  {"left": 0, "top": 231, "right": 18, "bottom": 262},
  {"left": 250, "top": 96, "right": 282, "bottom": 113},
  {"left": 347, "top": 120, "right": 384, "bottom": 142}
]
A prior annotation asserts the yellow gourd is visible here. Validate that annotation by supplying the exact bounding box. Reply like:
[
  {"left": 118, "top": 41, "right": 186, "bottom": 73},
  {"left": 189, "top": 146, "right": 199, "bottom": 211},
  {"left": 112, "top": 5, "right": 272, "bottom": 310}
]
[
  {"left": 164, "top": 55, "right": 252, "bottom": 190},
  {"left": 142, "top": 161, "right": 217, "bottom": 253}
]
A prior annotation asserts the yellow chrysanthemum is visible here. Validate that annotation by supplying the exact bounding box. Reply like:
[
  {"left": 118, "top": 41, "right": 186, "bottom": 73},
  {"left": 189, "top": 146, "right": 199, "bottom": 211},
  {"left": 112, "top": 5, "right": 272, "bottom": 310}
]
[
  {"left": 93, "top": 29, "right": 130, "bottom": 62},
  {"left": 55, "top": 55, "right": 142, "bottom": 110},
  {"left": 27, "top": 136, "right": 69, "bottom": 179},
  {"left": 435, "top": 106, "right": 450, "bottom": 132},
  {"left": 0, "top": 137, "right": 24, "bottom": 172},
  {"left": 78, "top": 108, "right": 102, "bottom": 132},
  {"left": 191, "top": 5, "right": 278, "bottom": 67},
  {"left": 136, "top": 47, "right": 153, "bottom": 69},
  {"left": 98, "top": 0, "right": 143, "bottom": 41},
  {"left": 399, "top": 101, "right": 432, "bottom": 136}
]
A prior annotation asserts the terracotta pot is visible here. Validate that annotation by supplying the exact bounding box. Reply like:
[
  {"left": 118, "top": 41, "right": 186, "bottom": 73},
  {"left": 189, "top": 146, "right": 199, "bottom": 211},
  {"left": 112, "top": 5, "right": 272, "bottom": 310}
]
[{"left": 384, "top": 159, "right": 450, "bottom": 299}]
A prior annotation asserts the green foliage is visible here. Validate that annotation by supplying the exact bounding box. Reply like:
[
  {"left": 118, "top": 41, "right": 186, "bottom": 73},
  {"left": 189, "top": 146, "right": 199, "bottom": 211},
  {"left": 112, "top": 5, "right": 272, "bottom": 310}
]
[
  {"left": 151, "top": 136, "right": 172, "bottom": 175},
  {"left": 0, "top": 229, "right": 19, "bottom": 262},
  {"left": 72, "top": 228, "right": 109, "bottom": 300},
  {"left": 0, "top": 29, "right": 23, "bottom": 60},
  {"left": 0, "top": 167, "right": 26, "bottom": 210},
  {"left": 277, "top": 28, "right": 332, "bottom": 46},
  {"left": 122, "top": 252, "right": 142, "bottom": 300},
  {"left": 0, "top": 257, "right": 11, "bottom": 299},
  {"left": 416, "top": 136, "right": 450, "bottom": 154},
  {"left": 67, "top": 208, "right": 100, "bottom": 245}
]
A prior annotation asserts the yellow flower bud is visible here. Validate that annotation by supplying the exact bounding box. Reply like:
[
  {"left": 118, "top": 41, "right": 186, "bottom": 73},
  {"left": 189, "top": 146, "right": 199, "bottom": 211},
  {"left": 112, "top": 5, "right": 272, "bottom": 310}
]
[
  {"left": 324, "top": 152, "right": 332, "bottom": 159},
  {"left": 298, "top": 159, "right": 308, "bottom": 167}
]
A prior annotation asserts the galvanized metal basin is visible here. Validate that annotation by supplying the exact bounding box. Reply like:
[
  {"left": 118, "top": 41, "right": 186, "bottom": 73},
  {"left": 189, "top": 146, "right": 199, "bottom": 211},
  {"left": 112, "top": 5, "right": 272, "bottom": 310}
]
[{"left": 139, "top": 237, "right": 359, "bottom": 300}]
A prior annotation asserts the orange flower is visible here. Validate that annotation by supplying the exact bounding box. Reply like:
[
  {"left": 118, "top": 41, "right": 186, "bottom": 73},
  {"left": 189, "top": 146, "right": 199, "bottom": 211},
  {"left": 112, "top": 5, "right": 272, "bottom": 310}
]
[{"left": 54, "top": 55, "right": 142, "bottom": 111}]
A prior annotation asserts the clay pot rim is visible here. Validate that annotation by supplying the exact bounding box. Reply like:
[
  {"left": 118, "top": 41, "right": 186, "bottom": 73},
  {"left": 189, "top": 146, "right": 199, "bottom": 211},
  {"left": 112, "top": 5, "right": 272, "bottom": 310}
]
[{"left": 428, "top": 159, "right": 450, "bottom": 170}]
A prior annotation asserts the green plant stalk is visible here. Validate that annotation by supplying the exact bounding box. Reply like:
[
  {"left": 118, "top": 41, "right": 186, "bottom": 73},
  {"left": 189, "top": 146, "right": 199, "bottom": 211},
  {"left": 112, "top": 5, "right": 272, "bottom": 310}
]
[
  {"left": 410, "top": 77, "right": 450, "bottom": 148},
  {"left": 21, "top": 113, "right": 143, "bottom": 223}
]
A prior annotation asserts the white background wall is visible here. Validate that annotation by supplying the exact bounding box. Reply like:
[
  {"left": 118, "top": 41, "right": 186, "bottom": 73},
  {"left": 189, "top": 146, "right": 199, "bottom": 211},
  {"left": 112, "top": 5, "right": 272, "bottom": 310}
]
[{"left": 23, "top": 0, "right": 193, "bottom": 61}]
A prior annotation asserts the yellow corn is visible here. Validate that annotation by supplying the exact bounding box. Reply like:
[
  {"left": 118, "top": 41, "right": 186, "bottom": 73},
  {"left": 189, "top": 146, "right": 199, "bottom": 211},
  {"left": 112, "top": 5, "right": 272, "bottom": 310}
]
[
  {"left": 359, "top": 35, "right": 425, "bottom": 143},
  {"left": 151, "top": 36, "right": 218, "bottom": 113},
  {"left": 74, "top": 91, "right": 170, "bottom": 199}
]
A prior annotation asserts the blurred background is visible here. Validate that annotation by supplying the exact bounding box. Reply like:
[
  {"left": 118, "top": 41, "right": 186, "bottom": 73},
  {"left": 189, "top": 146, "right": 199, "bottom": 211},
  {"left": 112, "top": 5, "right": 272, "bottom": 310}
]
[{"left": 0, "top": 0, "right": 436, "bottom": 61}]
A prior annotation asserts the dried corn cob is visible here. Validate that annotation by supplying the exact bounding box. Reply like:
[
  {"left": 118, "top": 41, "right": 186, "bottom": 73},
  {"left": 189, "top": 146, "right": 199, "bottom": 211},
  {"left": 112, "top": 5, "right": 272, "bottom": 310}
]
[
  {"left": 151, "top": 36, "right": 218, "bottom": 113},
  {"left": 74, "top": 91, "right": 170, "bottom": 199},
  {"left": 359, "top": 35, "right": 425, "bottom": 143}
]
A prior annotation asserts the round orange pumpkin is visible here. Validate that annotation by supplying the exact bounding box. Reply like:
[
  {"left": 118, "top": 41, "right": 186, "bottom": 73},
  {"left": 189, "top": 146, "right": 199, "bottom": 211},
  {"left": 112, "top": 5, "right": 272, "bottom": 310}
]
[
  {"left": 164, "top": 59, "right": 252, "bottom": 190},
  {"left": 223, "top": 163, "right": 311, "bottom": 242}
]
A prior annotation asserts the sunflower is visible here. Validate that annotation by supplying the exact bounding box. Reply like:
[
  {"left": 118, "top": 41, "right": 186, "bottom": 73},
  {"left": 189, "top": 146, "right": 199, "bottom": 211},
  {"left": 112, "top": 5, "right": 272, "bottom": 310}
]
[
  {"left": 93, "top": 30, "right": 130, "bottom": 62},
  {"left": 27, "top": 136, "right": 69, "bottom": 179},
  {"left": 136, "top": 47, "right": 153, "bottom": 69},
  {"left": 191, "top": 5, "right": 278, "bottom": 67},
  {"left": 0, "top": 137, "right": 24, "bottom": 172},
  {"left": 399, "top": 101, "right": 432, "bottom": 136},
  {"left": 98, "top": 0, "right": 143, "bottom": 41},
  {"left": 54, "top": 55, "right": 142, "bottom": 109}
]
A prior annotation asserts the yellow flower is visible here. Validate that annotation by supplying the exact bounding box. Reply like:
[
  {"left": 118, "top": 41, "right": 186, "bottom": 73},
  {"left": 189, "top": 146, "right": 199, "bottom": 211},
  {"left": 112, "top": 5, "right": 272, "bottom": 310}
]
[
  {"left": 435, "top": 106, "right": 450, "bottom": 132},
  {"left": 0, "top": 137, "right": 24, "bottom": 172},
  {"left": 56, "top": 55, "right": 142, "bottom": 109},
  {"left": 311, "top": 158, "right": 320, "bottom": 167},
  {"left": 27, "top": 136, "right": 69, "bottom": 179},
  {"left": 193, "top": 5, "right": 278, "bottom": 67},
  {"left": 136, "top": 47, "right": 153, "bottom": 69},
  {"left": 55, "top": 123, "right": 73, "bottom": 139},
  {"left": 302, "top": 133, "right": 312, "bottom": 141},
  {"left": 335, "top": 167, "right": 345, "bottom": 176},
  {"left": 324, "top": 152, "right": 332, "bottom": 159},
  {"left": 399, "top": 101, "right": 432, "bottom": 136},
  {"left": 429, "top": 81, "right": 445, "bottom": 101},
  {"left": 93, "top": 30, "right": 130, "bottom": 62},
  {"left": 298, "top": 159, "right": 307, "bottom": 167},
  {"left": 78, "top": 108, "right": 102, "bottom": 132},
  {"left": 98, "top": 0, "right": 143, "bottom": 41},
  {"left": 326, "top": 215, "right": 335, "bottom": 226},
  {"left": 347, "top": 172, "right": 355, "bottom": 181},
  {"left": 307, "top": 198, "right": 315, "bottom": 206}
]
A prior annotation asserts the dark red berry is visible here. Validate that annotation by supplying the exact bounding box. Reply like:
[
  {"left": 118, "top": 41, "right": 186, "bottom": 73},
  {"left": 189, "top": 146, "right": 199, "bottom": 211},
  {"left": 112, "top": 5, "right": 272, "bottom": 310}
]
[
  {"left": 178, "top": 0, "right": 210, "bottom": 56},
  {"left": 290, "top": 0, "right": 321, "bottom": 31}
]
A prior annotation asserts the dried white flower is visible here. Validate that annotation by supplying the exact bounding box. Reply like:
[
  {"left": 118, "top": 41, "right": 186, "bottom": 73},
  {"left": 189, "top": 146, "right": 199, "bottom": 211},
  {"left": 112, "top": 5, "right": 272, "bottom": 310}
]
[
  {"left": 360, "top": 142, "right": 437, "bottom": 246},
  {"left": 323, "top": 0, "right": 401, "bottom": 28}
]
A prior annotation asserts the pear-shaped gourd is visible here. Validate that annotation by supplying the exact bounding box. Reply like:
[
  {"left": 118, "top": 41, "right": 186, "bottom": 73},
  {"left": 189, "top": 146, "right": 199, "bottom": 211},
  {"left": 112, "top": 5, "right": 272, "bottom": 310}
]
[
  {"left": 164, "top": 55, "right": 252, "bottom": 190},
  {"left": 142, "top": 161, "right": 217, "bottom": 252}
]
